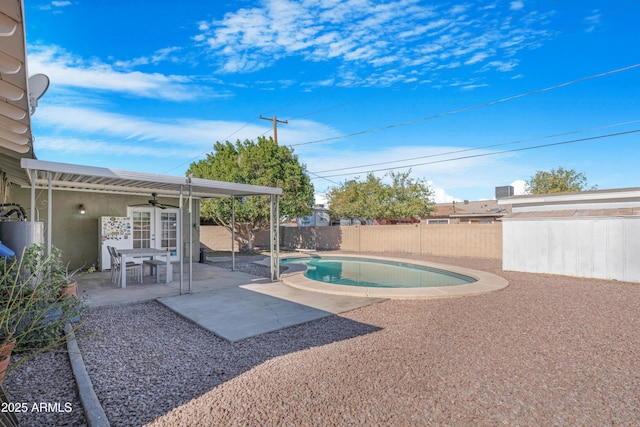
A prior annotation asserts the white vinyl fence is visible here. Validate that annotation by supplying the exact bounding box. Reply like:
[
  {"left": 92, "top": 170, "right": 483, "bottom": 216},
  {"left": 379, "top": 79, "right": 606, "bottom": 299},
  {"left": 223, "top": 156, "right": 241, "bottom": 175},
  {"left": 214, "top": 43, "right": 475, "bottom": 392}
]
[{"left": 503, "top": 217, "right": 640, "bottom": 282}]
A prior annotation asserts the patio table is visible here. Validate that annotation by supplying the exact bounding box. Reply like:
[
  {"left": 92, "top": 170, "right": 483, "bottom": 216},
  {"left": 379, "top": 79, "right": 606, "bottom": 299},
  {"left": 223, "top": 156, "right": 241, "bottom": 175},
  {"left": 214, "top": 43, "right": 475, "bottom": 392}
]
[{"left": 118, "top": 248, "right": 173, "bottom": 288}]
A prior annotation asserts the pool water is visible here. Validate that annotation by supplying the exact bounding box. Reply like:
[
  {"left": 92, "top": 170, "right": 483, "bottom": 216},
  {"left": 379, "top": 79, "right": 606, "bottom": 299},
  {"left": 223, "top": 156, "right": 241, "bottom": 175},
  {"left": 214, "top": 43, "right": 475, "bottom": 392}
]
[{"left": 282, "top": 256, "right": 476, "bottom": 288}]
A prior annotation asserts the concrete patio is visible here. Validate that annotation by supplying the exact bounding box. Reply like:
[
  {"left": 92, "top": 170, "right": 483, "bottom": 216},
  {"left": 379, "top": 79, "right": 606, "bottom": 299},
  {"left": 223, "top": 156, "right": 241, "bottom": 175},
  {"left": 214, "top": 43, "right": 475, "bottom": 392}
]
[{"left": 76, "top": 258, "right": 386, "bottom": 341}]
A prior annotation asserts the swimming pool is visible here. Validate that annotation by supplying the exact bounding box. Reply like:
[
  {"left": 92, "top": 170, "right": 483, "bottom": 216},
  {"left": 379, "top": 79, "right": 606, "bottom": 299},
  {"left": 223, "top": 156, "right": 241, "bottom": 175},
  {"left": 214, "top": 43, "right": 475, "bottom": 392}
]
[
  {"left": 278, "top": 254, "right": 509, "bottom": 299},
  {"left": 282, "top": 256, "right": 475, "bottom": 288}
]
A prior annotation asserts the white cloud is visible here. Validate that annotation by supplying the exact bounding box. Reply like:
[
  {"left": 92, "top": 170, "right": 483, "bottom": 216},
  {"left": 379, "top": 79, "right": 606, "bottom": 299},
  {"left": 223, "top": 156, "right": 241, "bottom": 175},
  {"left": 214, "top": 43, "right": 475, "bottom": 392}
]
[
  {"left": 465, "top": 52, "right": 490, "bottom": 65},
  {"left": 196, "top": 0, "right": 552, "bottom": 87},
  {"left": 35, "top": 106, "right": 270, "bottom": 146},
  {"left": 27, "top": 45, "right": 212, "bottom": 101},
  {"left": 485, "top": 60, "right": 519, "bottom": 72},
  {"left": 449, "top": 4, "right": 471, "bottom": 15},
  {"left": 584, "top": 10, "right": 601, "bottom": 33},
  {"left": 114, "top": 47, "right": 184, "bottom": 69},
  {"left": 35, "top": 136, "right": 191, "bottom": 159},
  {"left": 314, "top": 193, "right": 329, "bottom": 206},
  {"left": 40, "top": 1, "right": 72, "bottom": 10},
  {"left": 510, "top": 179, "right": 527, "bottom": 195},
  {"left": 510, "top": 1, "right": 524, "bottom": 11},
  {"left": 461, "top": 83, "right": 489, "bottom": 90},
  {"left": 429, "top": 183, "right": 458, "bottom": 203},
  {"left": 32, "top": 105, "right": 341, "bottom": 173}
]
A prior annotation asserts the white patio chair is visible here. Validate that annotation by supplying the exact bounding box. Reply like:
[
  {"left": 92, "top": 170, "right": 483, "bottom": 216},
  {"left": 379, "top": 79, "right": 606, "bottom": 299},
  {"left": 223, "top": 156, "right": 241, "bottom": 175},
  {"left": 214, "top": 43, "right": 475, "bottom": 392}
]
[{"left": 110, "top": 247, "right": 142, "bottom": 286}]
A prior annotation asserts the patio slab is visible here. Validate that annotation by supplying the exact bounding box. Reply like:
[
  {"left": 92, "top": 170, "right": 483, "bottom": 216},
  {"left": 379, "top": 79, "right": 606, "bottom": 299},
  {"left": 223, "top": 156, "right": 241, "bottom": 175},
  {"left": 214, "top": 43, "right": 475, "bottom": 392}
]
[
  {"left": 158, "top": 282, "right": 386, "bottom": 342},
  {"left": 78, "top": 260, "right": 386, "bottom": 342}
]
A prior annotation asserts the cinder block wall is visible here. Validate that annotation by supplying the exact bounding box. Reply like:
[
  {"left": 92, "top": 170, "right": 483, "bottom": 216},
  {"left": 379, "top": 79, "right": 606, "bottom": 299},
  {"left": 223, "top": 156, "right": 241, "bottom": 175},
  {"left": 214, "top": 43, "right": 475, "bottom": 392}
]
[
  {"left": 200, "top": 225, "right": 238, "bottom": 251},
  {"left": 352, "top": 224, "right": 422, "bottom": 254},
  {"left": 203, "top": 223, "right": 503, "bottom": 259},
  {"left": 420, "top": 223, "right": 502, "bottom": 259}
]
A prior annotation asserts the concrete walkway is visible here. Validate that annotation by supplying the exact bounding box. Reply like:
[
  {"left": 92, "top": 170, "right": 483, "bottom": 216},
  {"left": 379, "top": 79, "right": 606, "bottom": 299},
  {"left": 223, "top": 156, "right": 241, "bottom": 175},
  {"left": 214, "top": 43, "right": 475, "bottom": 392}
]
[{"left": 77, "top": 259, "right": 386, "bottom": 342}]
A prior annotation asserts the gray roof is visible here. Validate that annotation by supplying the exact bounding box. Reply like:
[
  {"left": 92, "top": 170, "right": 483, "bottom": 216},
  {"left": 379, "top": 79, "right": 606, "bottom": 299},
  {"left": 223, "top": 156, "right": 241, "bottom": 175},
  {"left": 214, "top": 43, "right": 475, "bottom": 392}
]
[
  {"left": 504, "top": 208, "right": 640, "bottom": 220},
  {"left": 0, "top": 0, "right": 35, "bottom": 186}
]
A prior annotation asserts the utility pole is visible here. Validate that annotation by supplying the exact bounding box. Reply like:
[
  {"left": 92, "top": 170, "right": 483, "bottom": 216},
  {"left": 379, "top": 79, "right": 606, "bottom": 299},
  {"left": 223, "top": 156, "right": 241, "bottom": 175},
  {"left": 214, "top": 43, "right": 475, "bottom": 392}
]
[{"left": 259, "top": 115, "right": 288, "bottom": 144}]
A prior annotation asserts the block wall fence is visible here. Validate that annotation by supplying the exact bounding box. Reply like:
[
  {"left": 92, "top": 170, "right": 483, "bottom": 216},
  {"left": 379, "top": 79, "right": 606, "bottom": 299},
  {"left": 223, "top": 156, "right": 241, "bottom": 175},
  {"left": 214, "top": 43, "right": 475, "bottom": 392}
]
[{"left": 201, "top": 223, "right": 503, "bottom": 260}]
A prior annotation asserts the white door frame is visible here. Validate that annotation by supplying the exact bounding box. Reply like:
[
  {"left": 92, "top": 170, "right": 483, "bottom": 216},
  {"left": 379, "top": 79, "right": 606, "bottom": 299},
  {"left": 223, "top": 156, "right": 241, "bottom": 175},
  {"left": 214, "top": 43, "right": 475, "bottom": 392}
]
[{"left": 128, "top": 206, "right": 181, "bottom": 261}]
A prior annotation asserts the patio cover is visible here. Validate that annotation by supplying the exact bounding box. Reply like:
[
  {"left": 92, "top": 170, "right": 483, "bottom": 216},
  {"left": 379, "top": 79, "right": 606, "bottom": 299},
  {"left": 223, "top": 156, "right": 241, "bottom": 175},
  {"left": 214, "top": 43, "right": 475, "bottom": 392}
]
[
  {"left": 20, "top": 158, "right": 283, "bottom": 287},
  {"left": 20, "top": 158, "right": 282, "bottom": 198}
]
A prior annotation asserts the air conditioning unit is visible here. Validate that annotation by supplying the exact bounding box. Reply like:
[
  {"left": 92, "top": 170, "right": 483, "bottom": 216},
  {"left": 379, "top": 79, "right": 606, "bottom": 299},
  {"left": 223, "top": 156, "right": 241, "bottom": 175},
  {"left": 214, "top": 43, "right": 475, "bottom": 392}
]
[{"left": 495, "top": 186, "right": 514, "bottom": 200}]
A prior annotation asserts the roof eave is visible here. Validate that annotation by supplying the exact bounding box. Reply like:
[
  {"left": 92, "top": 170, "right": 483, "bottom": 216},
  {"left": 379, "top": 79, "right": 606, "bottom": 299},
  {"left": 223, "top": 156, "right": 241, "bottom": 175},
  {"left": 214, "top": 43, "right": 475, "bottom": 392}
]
[{"left": 0, "top": 0, "right": 36, "bottom": 186}]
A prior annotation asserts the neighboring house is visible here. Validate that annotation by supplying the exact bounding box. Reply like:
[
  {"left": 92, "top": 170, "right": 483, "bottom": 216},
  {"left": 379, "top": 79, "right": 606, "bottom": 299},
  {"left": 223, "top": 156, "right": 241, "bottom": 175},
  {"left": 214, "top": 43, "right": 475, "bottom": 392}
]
[
  {"left": 292, "top": 206, "right": 330, "bottom": 227},
  {"left": 428, "top": 199, "right": 512, "bottom": 224},
  {"left": 427, "top": 186, "right": 514, "bottom": 225},
  {"left": 0, "top": 2, "right": 282, "bottom": 277},
  {"left": 373, "top": 218, "right": 420, "bottom": 225},
  {"left": 499, "top": 187, "right": 640, "bottom": 283}
]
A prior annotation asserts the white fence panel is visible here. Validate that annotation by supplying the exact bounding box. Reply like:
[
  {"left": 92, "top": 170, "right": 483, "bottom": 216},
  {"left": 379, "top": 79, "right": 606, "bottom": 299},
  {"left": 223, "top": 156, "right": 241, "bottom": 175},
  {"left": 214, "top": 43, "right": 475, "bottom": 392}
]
[
  {"left": 624, "top": 219, "right": 640, "bottom": 281},
  {"left": 503, "top": 217, "right": 640, "bottom": 283}
]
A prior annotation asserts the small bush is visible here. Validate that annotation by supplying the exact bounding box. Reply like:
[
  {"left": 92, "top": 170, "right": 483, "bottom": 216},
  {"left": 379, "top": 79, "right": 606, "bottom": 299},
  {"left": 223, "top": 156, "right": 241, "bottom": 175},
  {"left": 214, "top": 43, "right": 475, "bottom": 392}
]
[{"left": 0, "top": 245, "right": 85, "bottom": 355}]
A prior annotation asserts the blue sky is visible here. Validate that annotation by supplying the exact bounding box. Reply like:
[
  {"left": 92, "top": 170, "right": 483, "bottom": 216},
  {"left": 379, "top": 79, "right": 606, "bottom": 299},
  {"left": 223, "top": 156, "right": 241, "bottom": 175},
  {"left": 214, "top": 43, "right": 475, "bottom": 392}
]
[{"left": 24, "top": 0, "right": 640, "bottom": 202}]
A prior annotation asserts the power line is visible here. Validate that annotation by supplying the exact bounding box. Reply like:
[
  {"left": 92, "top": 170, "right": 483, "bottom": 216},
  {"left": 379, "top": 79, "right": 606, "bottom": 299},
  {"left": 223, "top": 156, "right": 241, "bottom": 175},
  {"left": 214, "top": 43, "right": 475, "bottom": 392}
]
[
  {"left": 161, "top": 121, "right": 254, "bottom": 174},
  {"left": 310, "top": 119, "right": 640, "bottom": 174},
  {"left": 310, "top": 129, "right": 640, "bottom": 180},
  {"left": 306, "top": 170, "right": 341, "bottom": 186},
  {"left": 292, "top": 63, "right": 640, "bottom": 147}
]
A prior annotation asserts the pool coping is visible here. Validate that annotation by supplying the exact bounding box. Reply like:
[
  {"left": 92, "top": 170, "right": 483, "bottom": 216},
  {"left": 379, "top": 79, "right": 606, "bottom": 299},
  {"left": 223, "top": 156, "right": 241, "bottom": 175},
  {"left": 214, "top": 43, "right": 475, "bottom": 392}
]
[{"left": 275, "top": 253, "right": 509, "bottom": 300}]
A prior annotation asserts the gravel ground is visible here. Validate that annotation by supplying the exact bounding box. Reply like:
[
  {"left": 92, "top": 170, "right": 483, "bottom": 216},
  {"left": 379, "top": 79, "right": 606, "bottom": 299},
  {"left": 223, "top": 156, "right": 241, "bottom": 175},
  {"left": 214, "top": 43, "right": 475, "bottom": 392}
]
[
  {"left": 2, "top": 346, "right": 86, "bottom": 426},
  {"left": 6, "top": 253, "right": 640, "bottom": 426}
]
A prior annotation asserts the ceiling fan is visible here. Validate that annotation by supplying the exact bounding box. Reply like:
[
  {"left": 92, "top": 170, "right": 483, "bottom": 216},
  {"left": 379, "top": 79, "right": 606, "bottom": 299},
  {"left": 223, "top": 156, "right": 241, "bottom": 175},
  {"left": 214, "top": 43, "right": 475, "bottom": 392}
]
[{"left": 130, "top": 193, "right": 179, "bottom": 209}]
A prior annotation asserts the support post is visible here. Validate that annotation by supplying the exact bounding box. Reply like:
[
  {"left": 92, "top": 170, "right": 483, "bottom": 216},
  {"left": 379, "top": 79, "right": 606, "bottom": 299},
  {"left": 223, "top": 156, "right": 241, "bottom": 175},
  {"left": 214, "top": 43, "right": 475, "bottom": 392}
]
[
  {"left": 231, "top": 196, "right": 235, "bottom": 271},
  {"left": 47, "top": 171, "right": 52, "bottom": 256},
  {"left": 188, "top": 179, "right": 193, "bottom": 293},
  {"left": 30, "top": 170, "right": 35, "bottom": 223},
  {"left": 179, "top": 186, "right": 184, "bottom": 295},
  {"left": 269, "top": 194, "right": 280, "bottom": 281}
]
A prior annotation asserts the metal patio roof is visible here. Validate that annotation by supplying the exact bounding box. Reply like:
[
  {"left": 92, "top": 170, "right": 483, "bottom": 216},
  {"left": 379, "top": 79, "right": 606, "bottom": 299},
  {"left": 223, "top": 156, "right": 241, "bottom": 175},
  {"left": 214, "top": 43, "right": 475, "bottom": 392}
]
[
  {"left": 0, "top": 0, "right": 35, "bottom": 186},
  {"left": 21, "top": 158, "right": 282, "bottom": 198}
]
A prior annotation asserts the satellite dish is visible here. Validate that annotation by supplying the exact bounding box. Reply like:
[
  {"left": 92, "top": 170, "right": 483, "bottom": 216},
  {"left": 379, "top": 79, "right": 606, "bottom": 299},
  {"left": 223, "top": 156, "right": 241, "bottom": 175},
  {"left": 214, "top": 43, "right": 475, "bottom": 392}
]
[{"left": 28, "top": 73, "right": 50, "bottom": 115}]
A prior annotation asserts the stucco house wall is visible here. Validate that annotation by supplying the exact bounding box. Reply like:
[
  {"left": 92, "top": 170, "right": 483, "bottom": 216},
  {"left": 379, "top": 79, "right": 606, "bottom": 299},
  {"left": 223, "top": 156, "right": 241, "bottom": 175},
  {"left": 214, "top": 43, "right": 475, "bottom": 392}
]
[
  {"left": 500, "top": 187, "right": 640, "bottom": 282},
  {"left": 7, "top": 186, "right": 200, "bottom": 269}
]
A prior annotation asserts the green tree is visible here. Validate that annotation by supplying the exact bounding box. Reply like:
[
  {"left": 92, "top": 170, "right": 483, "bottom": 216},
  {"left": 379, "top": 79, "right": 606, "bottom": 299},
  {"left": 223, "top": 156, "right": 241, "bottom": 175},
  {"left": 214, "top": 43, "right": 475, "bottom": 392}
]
[
  {"left": 327, "top": 171, "right": 434, "bottom": 222},
  {"left": 525, "top": 166, "right": 596, "bottom": 194},
  {"left": 188, "top": 137, "right": 314, "bottom": 251}
]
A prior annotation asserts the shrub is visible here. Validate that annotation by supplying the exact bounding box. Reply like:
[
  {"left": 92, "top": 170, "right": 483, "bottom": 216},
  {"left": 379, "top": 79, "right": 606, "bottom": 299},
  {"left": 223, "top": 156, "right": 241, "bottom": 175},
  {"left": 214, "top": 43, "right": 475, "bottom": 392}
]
[{"left": 0, "top": 244, "right": 85, "bottom": 356}]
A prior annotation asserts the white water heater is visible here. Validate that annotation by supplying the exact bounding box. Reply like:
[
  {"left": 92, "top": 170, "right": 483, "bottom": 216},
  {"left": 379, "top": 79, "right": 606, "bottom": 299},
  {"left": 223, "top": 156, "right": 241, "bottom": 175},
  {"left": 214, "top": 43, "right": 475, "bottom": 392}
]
[{"left": 0, "top": 221, "right": 44, "bottom": 259}]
